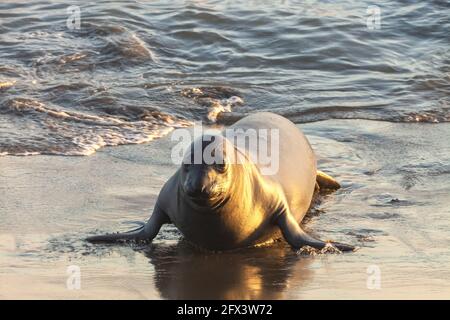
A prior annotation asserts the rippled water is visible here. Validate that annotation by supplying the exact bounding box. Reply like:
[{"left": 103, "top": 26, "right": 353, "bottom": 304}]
[
  {"left": 1, "top": 0, "right": 449, "bottom": 155},
  {"left": 1, "top": 0, "right": 450, "bottom": 300}
]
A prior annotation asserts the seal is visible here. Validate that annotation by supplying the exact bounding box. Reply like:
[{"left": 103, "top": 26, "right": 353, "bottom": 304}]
[{"left": 86, "top": 112, "right": 354, "bottom": 252}]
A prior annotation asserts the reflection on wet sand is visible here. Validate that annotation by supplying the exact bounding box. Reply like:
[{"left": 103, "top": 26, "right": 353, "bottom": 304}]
[{"left": 140, "top": 241, "right": 314, "bottom": 300}]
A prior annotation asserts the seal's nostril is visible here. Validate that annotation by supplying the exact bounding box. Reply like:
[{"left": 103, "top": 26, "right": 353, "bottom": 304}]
[
  {"left": 184, "top": 181, "right": 195, "bottom": 195},
  {"left": 184, "top": 181, "right": 204, "bottom": 196}
]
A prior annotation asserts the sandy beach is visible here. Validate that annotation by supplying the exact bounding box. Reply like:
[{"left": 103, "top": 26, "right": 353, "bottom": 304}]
[{"left": 1, "top": 120, "right": 449, "bottom": 299}]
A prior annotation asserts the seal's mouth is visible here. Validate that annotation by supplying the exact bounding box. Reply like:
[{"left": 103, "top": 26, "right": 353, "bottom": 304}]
[
  {"left": 187, "top": 192, "right": 209, "bottom": 201},
  {"left": 187, "top": 191, "right": 217, "bottom": 204},
  {"left": 185, "top": 189, "right": 226, "bottom": 207}
]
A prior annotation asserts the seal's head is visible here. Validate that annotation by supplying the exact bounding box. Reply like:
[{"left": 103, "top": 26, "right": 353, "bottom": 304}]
[{"left": 180, "top": 134, "right": 236, "bottom": 205}]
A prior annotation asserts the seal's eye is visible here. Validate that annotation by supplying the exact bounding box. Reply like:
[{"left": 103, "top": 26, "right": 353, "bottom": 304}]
[{"left": 214, "top": 162, "right": 226, "bottom": 173}]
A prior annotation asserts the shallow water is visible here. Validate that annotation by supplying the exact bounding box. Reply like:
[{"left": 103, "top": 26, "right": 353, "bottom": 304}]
[
  {"left": 1, "top": 1, "right": 450, "bottom": 299},
  {"left": 1, "top": 0, "right": 449, "bottom": 155}
]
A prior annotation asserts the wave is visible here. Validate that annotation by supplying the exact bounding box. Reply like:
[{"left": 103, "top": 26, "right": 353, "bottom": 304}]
[
  {"left": 402, "top": 108, "right": 450, "bottom": 123},
  {"left": 1, "top": 1, "right": 449, "bottom": 157},
  {"left": 181, "top": 86, "right": 244, "bottom": 122},
  {"left": 28, "top": 22, "right": 157, "bottom": 77},
  {"left": 0, "top": 85, "right": 245, "bottom": 157},
  {"left": 0, "top": 80, "right": 16, "bottom": 90},
  {"left": 74, "top": 23, "right": 156, "bottom": 62},
  {"left": 216, "top": 106, "right": 450, "bottom": 125},
  {"left": 0, "top": 98, "right": 191, "bottom": 156}
]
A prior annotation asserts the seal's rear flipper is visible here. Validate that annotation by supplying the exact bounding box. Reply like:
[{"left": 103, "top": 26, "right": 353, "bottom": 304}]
[
  {"left": 86, "top": 205, "right": 169, "bottom": 243},
  {"left": 316, "top": 170, "right": 341, "bottom": 190},
  {"left": 276, "top": 210, "right": 355, "bottom": 252}
]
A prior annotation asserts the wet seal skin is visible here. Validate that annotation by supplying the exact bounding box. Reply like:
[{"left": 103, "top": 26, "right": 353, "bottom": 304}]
[{"left": 86, "top": 112, "right": 355, "bottom": 252}]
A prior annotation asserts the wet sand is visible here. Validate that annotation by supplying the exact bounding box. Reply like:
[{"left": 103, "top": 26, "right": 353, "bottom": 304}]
[{"left": 1, "top": 120, "right": 450, "bottom": 299}]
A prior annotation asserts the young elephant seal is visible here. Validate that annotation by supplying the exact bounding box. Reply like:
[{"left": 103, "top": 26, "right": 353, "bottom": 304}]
[{"left": 87, "top": 112, "right": 354, "bottom": 252}]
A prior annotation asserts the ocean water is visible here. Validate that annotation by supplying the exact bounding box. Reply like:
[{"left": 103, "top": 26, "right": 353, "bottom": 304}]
[
  {"left": 1, "top": 0, "right": 449, "bottom": 155},
  {"left": 1, "top": 0, "right": 450, "bottom": 299}
]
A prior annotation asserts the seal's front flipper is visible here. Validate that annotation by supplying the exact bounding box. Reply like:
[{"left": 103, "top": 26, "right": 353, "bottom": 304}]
[
  {"left": 316, "top": 170, "right": 341, "bottom": 191},
  {"left": 86, "top": 205, "right": 170, "bottom": 243},
  {"left": 276, "top": 210, "right": 354, "bottom": 252},
  {"left": 86, "top": 225, "right": 148, "bottom": 243}
]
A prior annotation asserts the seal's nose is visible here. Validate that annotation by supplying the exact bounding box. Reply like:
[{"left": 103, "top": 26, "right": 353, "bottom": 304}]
[{"left": 184, "top": 175, "right": 211, "bottom": 198}]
